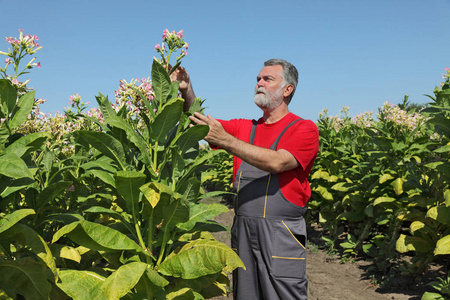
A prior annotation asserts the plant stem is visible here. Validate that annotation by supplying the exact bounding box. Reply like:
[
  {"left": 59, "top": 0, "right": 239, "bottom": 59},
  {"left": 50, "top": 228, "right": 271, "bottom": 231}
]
[
  {"left": 156, "top": 230, "right": 169, "bottom": 266},
  {"left": 153, "top": 141, "right": 158, "bottom": 176},
  {"left": 166, "top": 49, "right": 173, "bottom": 72},
  {"left": 147, "top": 209, "right": 154, "bottom": 255},
  {"left": 131, "top": 195, "right": 146, "bottom": 249},
  {"left": 134, "top": 217, "right": 146, "bottom": 249}
]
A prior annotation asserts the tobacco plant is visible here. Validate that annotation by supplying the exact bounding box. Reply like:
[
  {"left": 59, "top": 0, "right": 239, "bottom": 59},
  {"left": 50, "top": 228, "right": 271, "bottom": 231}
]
[
  {"left": 309, "top": 71, "right": 450, "bottom": 278},
  {"left": 0, "top": 29, "right": 244, "bottom": 300}
]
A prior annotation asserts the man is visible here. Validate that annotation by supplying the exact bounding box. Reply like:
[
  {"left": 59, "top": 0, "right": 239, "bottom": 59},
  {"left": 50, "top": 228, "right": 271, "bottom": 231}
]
[{"left": 172, "top": 59, "right": 319, "bottom": 300}]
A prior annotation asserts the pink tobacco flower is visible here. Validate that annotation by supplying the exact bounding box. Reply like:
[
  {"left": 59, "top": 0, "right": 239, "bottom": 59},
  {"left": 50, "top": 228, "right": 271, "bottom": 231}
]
[
  {"left": 162, "top": 29, "right": 169, "bottom": 39},
  {"left": 154, "top": 44, "right": 161, "bottom": 50},
  {"left": 37, "top": 62, "right": 41, "bottom": 68}
]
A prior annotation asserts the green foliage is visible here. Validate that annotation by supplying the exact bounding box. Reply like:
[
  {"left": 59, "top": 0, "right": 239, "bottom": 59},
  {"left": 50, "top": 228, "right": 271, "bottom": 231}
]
[
  {"left": 309, "top": 72, "right": 450, "bottom": 279},
  {"left": 0, "top": 33, "right": 243, "bottom": 299},
  {"left": 201, "top": 145, "right": 234, "bottom": 195},
  {"left": 421, "top": 270, "right": 450, "bottom": 300}
]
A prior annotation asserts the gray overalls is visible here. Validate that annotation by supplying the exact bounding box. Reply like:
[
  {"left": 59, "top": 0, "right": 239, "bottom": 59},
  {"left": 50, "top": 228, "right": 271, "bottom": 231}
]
[{"left": 231, "top": 119, "right": 308, "bottom": 300}]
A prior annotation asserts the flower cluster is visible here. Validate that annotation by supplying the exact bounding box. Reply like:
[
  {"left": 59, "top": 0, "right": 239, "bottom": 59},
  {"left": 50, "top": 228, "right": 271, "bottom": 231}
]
[
  {"left": 154, "top": 29, "right": 188, "bottom": 70},
  {"left": 4, "top": 29, "right": 41, "bottom": 54},
  {"left": 0, "top": 29, "right": 42, "bottom": 82},
  {"left": 114, "top": 77, "right": 154, "bottom": 117},
  {"left": 440, "top": 67, "right": 450, "bottom": 89},
  {"left": 113, "top": 28, "right": 189, "bottom": 127},
  {"left": 442, "top": 67, "right": 450, "bottom": 81},
  {"left": 16, "top": 92, "right": 104, "bottom": 156},
  {"left": 377, "top": 101, "right": 429, "bottom": 137},
  {"left": 65, "top": 93, "right": 91, "bottom": 115},
  {"left": 352, "top": 111, "right": 375, "bottom": 128}
]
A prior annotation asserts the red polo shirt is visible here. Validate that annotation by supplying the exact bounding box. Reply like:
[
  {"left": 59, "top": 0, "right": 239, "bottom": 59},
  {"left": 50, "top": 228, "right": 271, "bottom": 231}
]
[{"left": 215, "top": 113, "right": 319, "bottom": 207}]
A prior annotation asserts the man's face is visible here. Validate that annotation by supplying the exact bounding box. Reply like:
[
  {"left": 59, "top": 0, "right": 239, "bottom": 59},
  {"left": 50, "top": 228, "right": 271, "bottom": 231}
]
[{"left": 254, "top": 65, "right": 285, "bottom": 110}]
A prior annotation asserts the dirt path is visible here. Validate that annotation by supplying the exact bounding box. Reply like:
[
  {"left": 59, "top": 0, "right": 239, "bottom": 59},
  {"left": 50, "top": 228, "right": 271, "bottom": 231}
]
[{"left": 206, "top": 197, "right": 423, "bottom": 300}]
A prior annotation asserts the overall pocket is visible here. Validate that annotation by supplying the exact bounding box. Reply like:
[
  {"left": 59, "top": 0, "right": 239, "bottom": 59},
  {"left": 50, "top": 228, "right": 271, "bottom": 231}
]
[{"left": 271, "top": 219, "right": 306, "bottom": 279}]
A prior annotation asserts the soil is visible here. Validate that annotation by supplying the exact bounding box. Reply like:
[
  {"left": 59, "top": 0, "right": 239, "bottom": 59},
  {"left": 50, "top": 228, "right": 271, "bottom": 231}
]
[{"left": 202, "top": 197, "right": 434, "bottom": 300}]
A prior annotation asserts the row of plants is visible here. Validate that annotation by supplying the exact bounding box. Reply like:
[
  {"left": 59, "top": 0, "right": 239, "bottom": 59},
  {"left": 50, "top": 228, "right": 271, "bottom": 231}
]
[
  {"left": 308, "top": 71, "right": 449, "bottom": 298},
  {"left": 0, "top": 29, "right": 244, "bottom": 300}
]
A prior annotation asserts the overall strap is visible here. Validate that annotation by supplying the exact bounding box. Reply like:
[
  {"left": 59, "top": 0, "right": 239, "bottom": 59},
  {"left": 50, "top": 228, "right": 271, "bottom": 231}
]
[
  {"left": 249, "top": 118, "right": 303, "bottom": 147},
  {"left": 269, "top": 118, "right": 303, "bottom": 150},
  {"left": 248, "top": 120, "right": 258, "bottom": 145}
]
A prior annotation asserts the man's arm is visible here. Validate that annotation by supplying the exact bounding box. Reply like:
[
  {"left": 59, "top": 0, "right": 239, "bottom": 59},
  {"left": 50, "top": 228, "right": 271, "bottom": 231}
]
[
  {"left": 169, "top": 66, "right": 195, "bottom": 111},
  {"left": 189, "top": 112, "right": 300, "bottom": 174}
]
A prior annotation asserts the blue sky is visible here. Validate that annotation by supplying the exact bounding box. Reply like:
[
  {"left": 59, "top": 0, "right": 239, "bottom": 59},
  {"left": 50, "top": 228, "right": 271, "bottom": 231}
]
[{"left": 1, "top": 0, "right": 449, "bottom": 122}]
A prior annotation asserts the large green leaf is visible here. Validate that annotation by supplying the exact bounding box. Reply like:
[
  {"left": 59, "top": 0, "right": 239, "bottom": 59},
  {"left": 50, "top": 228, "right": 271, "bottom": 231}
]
[
  {"left": 0, "top": 258, "right": 51, "bottom": 300},
  {"left": 0, "top": 176, "right": 34, "bottom": 198},
  {"left": 166, "top": 288, "right": 196, "bottom": 300},
  {"left": 171, "top": 148, "right": 186, "bottom": 182},
  {"left": 175, "top": 125, "right": 209, "bottom": 155},
  {"left": 0, "top": 79, "right": 17, "bottom": 114},
  {"left": 176, "top": 150, "right": 223, "bottom": 193},
  {"left": 81, "top": 157, "right": 117, "bottom": 173},
  {"left": 102, "top": 262, "right": 147, "bottom": 300},
  {"left": 391, "top": 177, "right": 405, "bottom": 196},
  {"left": 9, "top": 91, "right": 35, "bottom": 129},
  {"left": 379, "top": 173, "right": 395, "bottom": 184},
  {"left": 3, "top": 132, "right": 50, "bottom": 157},
  {"left": 427, "top": 205, "right": 450, "bottom": 226},
  {"left": 105, "top": 116, "right": 151, "bottom": 166},
  {"left": 151, "top": 59, "right": 171, "bottom": 104},
  {"left": 178, "top": 203, "right": 229, "bottom": 231},
  {"left": 150, "top": 98, "right": 184, "bottom": 143},
  {"left": 49, "top": 243, "right": 82, "bottom": 263},
  {"left": 0, "top": 153, "right": 33, "bottom": 179},
  {"left": 434, "top": 235, "right": 450, "bottom": 255},
  {"left": 396, "top": 234, "right": 434, "bottom": 253},
  {"left": 0, "top": 209, "right": 35, "bottom": 233},
  {"left": 178, "top": 177, "right": 201, "bottom": 203},
  {"left": 5, "top": 224, "right": 57, "bottom": 277},
  {"left": 313, "top": 185, "right": 333, "bottom": 201},
  {"left": 52, "top": 221, "right": 82, "bottom": 243},
  {"left": 146, "top": 268, "right": 169, "bottom": 288},
  {"left": 373, "top": 196, "right": 397, "bottom": 206},
  {"left": 162, "top": 195, "right": 190, "bottom": 232},
  {"left": 141, "top": 182, "right": 174, "bottom": 208},
  {"left": 421, "top": 291, "right": 445, "bottom": 300},
  {"left": 57, "top": 269, "right": 106, "bottom": 300},
  {"left": 114, "top": 171, "right": 146, "bottom": 214},
  {"left": 429, "top": 114, "right": 450, "bottom": 139},
  {"left": 159, "top": 239, "right": 244, "bottom": 279},
  {"left": 78, "top": 131, "right": 126, "bottom": 170},
  {"left": 53, "top": 220, "right": 144, "bottom": 253},
  {"left": 78, "top": 220, "right": 144, "bottom": 252},
  {"left": 85, "top": 206, "right": 135, "bottom": 238},
  {"left": 86, "top": 169, "right": 115, "bottom": 187},
  {"left": 331, "top": 182, "right": 353, "bottom": 192},
  {"left": 95, "top": 92, "right": 117, "bottom": 121}
]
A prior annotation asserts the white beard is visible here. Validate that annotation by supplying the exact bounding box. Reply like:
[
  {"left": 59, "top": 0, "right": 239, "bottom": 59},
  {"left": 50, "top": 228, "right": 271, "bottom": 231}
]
[{"left": 254, "top": 86, "right": 284, "bottom": 110}]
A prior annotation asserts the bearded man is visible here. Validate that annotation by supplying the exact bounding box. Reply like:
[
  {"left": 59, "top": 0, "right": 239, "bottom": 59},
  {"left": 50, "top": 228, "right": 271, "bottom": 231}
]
[{"left": 172, "top": 59, "right": 319, "bottom": 300}]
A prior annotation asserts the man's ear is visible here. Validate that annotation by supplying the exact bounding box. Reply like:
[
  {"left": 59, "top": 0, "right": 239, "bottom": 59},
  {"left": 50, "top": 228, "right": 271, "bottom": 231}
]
[{"left": 283, "top": 84, "right": 294, "bottom": 98}]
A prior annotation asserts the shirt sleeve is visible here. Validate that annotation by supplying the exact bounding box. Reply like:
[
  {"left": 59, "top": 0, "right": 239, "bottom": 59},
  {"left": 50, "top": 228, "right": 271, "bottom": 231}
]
[{"left": 277, "top": 120, "right": 319, "bottom": 173}]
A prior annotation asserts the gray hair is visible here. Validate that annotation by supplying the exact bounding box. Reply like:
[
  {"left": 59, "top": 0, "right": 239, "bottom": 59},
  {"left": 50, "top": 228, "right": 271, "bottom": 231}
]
[{"left": 264, "top": 59, "right": 298, "bottom": 103}]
